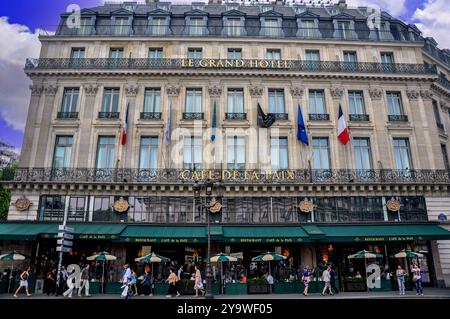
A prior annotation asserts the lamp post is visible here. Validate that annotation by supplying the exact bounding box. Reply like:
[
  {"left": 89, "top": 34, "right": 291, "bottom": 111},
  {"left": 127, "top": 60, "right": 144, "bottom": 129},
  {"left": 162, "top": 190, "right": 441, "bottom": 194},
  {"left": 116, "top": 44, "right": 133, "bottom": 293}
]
[{"left": 193, "top": 178, "right": 221, "bottom": 299}]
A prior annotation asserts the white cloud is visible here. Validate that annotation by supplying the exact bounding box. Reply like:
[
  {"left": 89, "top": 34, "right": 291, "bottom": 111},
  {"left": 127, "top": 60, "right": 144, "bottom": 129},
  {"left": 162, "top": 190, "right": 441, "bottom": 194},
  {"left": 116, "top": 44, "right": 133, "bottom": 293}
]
[
  {"left": 0, "top": 17, "right": 41, "bottom": 132},
  {"left": 412, "top": 0, "right": 450, "bottom": 49},
  {"left": 346, "top": 0, "right": 407, "bottom": 17}
]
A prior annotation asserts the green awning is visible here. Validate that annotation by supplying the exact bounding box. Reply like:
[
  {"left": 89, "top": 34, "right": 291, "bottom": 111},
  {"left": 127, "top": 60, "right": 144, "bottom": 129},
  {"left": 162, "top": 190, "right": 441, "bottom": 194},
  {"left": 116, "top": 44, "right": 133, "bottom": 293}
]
[
  {"left": 317, "top": 224, "right": 450, "bottom": 242},
  {"left": 118, "top": 226, "right": 206, "bottom": 243},
  {"left": 0, "top": 223, "right": 58, "bottom": 240},
  {"left": 222, "top": 226, "right": 310, "bottom": 243},
  {"left": 302, "top": 225, "right": 326, "bottom": 240}
]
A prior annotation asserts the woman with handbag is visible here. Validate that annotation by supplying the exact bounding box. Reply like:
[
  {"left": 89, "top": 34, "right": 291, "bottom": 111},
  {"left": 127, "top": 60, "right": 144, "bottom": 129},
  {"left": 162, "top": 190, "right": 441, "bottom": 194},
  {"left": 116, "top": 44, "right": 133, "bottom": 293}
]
[
  {"left": 412, "top": 264, "right": 424, "bottom": 296},
  {"left": 301, "top": 266, "right": 312, "bottom": 296}
]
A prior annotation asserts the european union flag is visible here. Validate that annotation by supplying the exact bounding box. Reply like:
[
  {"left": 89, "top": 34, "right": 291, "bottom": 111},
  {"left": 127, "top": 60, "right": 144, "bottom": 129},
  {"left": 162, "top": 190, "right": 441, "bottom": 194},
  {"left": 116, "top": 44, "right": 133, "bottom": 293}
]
[
  {"left": 211, "top": 100, "right": 217, "bottom": 142},
  {"left": 297, "top": 104, "right": 309, "bottom": 145}
]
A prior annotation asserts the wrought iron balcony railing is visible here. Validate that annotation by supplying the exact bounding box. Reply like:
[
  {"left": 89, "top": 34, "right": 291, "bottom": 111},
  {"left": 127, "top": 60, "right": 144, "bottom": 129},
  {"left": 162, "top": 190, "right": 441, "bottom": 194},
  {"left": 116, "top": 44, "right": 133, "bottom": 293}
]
[
  {"left": 25, "top": 58, "right": 437, "bottom": 76},
  {"left": 5, "top": 168, "right": 450, "bottom": 185},
  {"left": 388, "top": 114, "right": 408, "bottom": 122},
  {"left": 140, "top": 112, "right": 162, "bottom": 120},
  {"left": 309, "top": 113, "right": 330, "bottom": 121},
  {"left": 57, "top": 112, "right": 78, "bottom": 119},
  {"left": 183, "top": 112, "right": 204, "bottom": 120},
  {"left": 435, "top": 76, "right": 450, "bottom": 91},
  {"left": 268, "top": 113, "right": 289, "bottom": 120},
  {"left": 98, "top": 112, "right": 120, "bottom": 119},
  {"left": 225, "top": 113, "right": 247, "bottom": 120},
  {"left": 349, "top": 114, "right": 370, "bottom": 122}
]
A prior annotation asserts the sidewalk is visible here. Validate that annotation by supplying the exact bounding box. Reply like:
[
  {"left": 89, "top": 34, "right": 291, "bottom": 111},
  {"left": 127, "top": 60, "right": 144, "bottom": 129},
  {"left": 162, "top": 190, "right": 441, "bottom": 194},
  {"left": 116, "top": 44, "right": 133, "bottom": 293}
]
[{"left": 2, "top": 288, "right": 449, "bottom": 299}]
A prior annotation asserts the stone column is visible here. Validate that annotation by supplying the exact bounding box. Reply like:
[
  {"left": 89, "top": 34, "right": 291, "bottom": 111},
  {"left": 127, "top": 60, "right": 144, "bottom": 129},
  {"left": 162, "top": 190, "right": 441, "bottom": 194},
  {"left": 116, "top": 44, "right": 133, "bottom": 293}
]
[
  {"left": 123, "top": 83, "right": 139, "bottom": 168},
  {"left": 249, "top": 85, "right": 263, "bottom": 169},
  {"left": 165, "top": 84, "right": 180, "bottom": 169},
  {"left": 419, "top": 88, "right": 441, "bottom": 168},
  {"left": 208, "top": 84, "right": 222, "bottom": 169},
  {"left": 34, "top": 83, "right": 58, "bottom": 167},
  {"left": 77, "top": 83, "right": 98, "bottom": 167},
  {"left": 19, "top": 83, "right": 43, "bottom": 167}
]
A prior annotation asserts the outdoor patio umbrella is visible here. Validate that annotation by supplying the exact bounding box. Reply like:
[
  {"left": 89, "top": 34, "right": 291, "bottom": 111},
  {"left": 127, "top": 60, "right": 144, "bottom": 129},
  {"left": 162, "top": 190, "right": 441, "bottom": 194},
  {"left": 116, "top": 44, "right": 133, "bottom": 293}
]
[
  {"left": 251, "top": 252, "right": 286, "bottom": 276},
  {"left": 135, "top": 252, "right": 170, "bottom": 295},
  {"left": 210, "top": 253, "right": 238, "bottom": 295},
  {"left": 394, "top": 250, "right": 423, "bottom": 258},
  {"left": 0, "top": 251, "right": 27, "bottom": 293},
  {"left": 87, "top": 251, "right": 117, "bottom": 294},
  {"left": 347, "top": 250, "right": 383, "bottom": 291}
]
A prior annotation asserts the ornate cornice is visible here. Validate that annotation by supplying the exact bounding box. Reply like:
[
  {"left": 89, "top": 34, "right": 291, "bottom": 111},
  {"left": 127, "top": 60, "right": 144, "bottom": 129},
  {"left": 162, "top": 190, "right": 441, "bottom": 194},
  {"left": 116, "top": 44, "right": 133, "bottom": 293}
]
[
  {"left": 420, "top": 89, "right": 433, "bottom": 100},
  {"left": 166, "top": 85, "right": 180, "bottom": 97},
  {"left": 43, "top": 84, "right": 58, "bottom": 96},
  {"left": 84, "top": 84, "right": 98, "bottom": 96},
  {"left": 290, "top": 86, "right": 304, "bottom": 98},
  {"left": 125, "top": 84, "right": 139, "bottom": 97},
  {"left": 330, "top": 86, "right": 343, "bottom": 99},
  {"left": 249, "top": 86, "right": 263, "bottom": 97},
  {"left": 406, "top": 89, "right": 420, "bottom": 100},
  {"left": 208, "top": 85, "right": 222, "bottom": 97},
  {"left": 368, "top": 87, "right": 383, "bottom": 100},
  {"left": 29, "top": 84, "right": 43, "bottom": 96}
]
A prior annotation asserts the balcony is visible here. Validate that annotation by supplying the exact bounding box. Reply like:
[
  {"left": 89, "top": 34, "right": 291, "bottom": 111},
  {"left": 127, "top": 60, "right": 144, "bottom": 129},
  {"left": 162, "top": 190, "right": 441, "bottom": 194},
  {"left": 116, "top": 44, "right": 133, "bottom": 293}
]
[
  {"left": 25, "top": 58, "right": 437, "bottom": 76},
  {"left": 436, "top": 76, "right": 450, "bottom": 91},
  {"left": 57, "top": 112, "right": 78, "bottom": 119},
  {"left": 98, "top": 112, "right": 119, "bottom": 119},
  {"left": 225, "top": 113, "right": 247, "bottom": 120},
  {"left": 388, "top": 114, "right": 408, "bottom": 122},
  {"left": 183, "top": 112, "right": 204, "bottom": 120},
  {"left": 268, "top": 113, "right": 288, "bottom": 120},
  {"left": 349, "top": 114, "right": 369, "bottom": 122},
  {"left": 140, "top": 112, "right": 162, "bottom": 120},
  {"left": 309, "top": 113, "right": 330, "bottom": 121}
]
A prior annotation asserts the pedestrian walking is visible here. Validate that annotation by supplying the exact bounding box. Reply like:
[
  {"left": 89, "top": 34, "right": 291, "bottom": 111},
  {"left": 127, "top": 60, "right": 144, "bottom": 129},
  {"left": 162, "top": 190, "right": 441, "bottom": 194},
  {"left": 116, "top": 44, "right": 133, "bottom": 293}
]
[
  {"left": 194, "top": 265, "right": 204, "bottom": 297},
  {"left": 321, "top": 265, "right": 333, "bottom": 296},
  {"left": 13, "top": 266, "right": 32, "bottom": 298},
  {"left": 330, "top": 266, "right": 338, "bottom": 294},
  {"left": 301, "top": 266, "right": 312, "bottom": 296},
  {"left": 121, "top": 263, "right": 132, "bottom": 299},
  {"left": 63, "top": 266, "right": 77, "bottom": 299},
  {"left": 140, "top": 269, "right": 151, "bottom": 296},
  {"left": 44, "top": 268, "right": 57, "bottom": 295},
  {"left": 166, "top": 268, "right": 179, "bottom": 297},
  {"left": 131, "top": 270, "right": 138, "bottom": 296},
  {"left": 78, "top": 264, "right": 91, "bottom": 297},
  {"left": 412, "top": 264, "right": 424, "bottom": 296},
  {"left": 56, "top": 266, "right": 68, "bottom": 296},
  {"left": 176, "top": 265, "right": 183, "bottom": 296},
  {"left": 396, "top": 265, "right": 406, "bottom": 295}
]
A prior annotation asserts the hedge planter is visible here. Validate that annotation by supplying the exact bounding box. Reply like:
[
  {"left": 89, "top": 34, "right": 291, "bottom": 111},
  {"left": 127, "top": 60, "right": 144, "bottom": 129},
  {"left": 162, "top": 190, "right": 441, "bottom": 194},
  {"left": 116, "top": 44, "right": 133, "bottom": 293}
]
[
  {"left": 178, "top": 280, "right": 195, "bottom": 295},
  {"left": 225, "top": 283, "right": 247, "bottom": 295},
  {"left": 89, "top": 281, "right": 101, "bottom": 294},
  {"left": 105, "top": 282, "right": 123, "bottom": 294},
  {"left": 154, "top": 282, "right": 169, "bottom": 295},
  {"left": 369, "top": 279, "right": 392, "bottom": 292},
  {"left": 248, "top": 283, "right": 270, "bottom": 294},
  {"left": 273, "top": 282, "right": 297, "bottom": 294},
  {"left": 345, "top": 281, "right": 366, "bottom": 292}
]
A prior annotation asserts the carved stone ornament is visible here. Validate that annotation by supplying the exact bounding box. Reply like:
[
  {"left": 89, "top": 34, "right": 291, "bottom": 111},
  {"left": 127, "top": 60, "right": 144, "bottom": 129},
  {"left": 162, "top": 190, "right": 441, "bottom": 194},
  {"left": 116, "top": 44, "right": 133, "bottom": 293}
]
[
  {"left": 166, "top": 85, "right": 180, "bottom": 97},
  {"left": 420, "top": 89, "right": 433, "bottom": 100},
  {"left": 29, "top": 84, "right": 43, "bottom": 96},
  {"left": 406, "top": 89, "right": 420, "bottom": 100},
  {"left": 249, "top": 86, "right": 263, "bottom": 97},
  {"left": 15, "top": 197, "right": 31, "bottom": 211},
  {"left": 208, "top": 85, "right": 222, "bottom": 97},
  {"left": 125, "top": 84, "right": 139, "bottom": 97},
  {"left": 114, "top": 197, "right": 129, "bottom": 213},
  {"left": 368, "top": 87, "right": 383, "bottom": 100},
  {"left": 298, "top": 198, "right": 316, "bottom": 213},
  {"left": 44, "top": 84, "right": 58, "bottom": 96},
  {"left": 330, "top": 86, "right": 343, "bottom": 99},
  {"left": 209, "top": 197, "right": 222, "bottom": 213},
  {"left": 290, "top": 86, "right": 304, "bottom": 98},
  {"left": 84, "top": 84, "right": 98, "bottom": 96},
  {"left": 386, "top": 198, "right": 401, "bottom": 212}
]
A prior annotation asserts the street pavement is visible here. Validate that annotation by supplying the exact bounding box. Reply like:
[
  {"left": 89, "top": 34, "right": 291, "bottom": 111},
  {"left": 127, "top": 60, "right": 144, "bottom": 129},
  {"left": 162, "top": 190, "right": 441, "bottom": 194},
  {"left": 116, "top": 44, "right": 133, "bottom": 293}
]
[{"left": 1, "top": 288, "right": 449, "bottom": 299}]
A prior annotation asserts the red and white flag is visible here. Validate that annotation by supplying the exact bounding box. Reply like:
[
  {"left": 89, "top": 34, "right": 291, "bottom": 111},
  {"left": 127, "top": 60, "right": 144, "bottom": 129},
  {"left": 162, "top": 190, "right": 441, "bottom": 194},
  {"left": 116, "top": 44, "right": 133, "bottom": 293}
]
[
  {"left": 337, "top": 104, "right": 350, "bottom": 145},
  {"left": 121, "top": 103, "right": 129, "bottom": 145}
]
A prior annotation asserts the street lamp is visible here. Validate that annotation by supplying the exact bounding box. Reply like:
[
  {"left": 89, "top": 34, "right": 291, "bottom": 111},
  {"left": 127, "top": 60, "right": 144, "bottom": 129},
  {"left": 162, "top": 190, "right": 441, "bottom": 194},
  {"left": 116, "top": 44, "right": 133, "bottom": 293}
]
[{"left": 193, "top": 178, "right": 221, "bottom": 299}]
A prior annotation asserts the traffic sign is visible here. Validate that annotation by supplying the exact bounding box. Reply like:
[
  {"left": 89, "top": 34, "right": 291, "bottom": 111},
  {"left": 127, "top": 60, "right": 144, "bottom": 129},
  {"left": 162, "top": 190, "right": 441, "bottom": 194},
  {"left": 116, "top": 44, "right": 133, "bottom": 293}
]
[
  {"left": 58, "top": 225, "right": 74, "bottom": 233},
  {"left": 56, "top": 246, "right": 72, "bottom": 253},
  {"left": 57, "top": 232, "right": 74, "bottom": 240},
  {"left": 57, "top": 239, "right": 73, "bottom": 247}
]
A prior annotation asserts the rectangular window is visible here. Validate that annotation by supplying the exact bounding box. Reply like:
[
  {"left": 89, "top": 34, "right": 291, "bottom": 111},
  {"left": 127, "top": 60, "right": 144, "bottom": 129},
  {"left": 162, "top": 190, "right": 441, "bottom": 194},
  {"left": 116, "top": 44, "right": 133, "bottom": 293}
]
[
  {"left": 101, "top": 88, "right": 120, "bottom": 113},
  {"left": 114, "top": 17, "right": 129, "bottom": 35},
  {"left": 309, "top": 90, "right": 326, "bottom": 114},
  {"left": 386, "top": 92, "right": 403, "bottom": 115},
  {"left": 143, "top": 88, "right": 161, "bottom": 113},
  {"left": 227, "top": 18, "right": 242, "bottom": 36},
  {"left": 301, "top": 20, "right": 315, "bottom": 37},
  {"left": 227, "top": 48, "right": 242, "bottom": 60},
  {"left": 187, "top": 48, "right": 202, "bottom": 59},
  {"left": 109, "top": 48, "right": 124, "bottom": 59},
  {"left": 185, "top": 88, "right": 202, "bottom": 113},
  {"left": 70, "top": 48, "right": 85, "bottom": 59},
  {"left": 264, "top": 19, "right": 278, "bottom": 37},
  {"left": 268, "top": 89, "right": 285, "bottom": 114},
  {"left": 441, "top": 144, "right": 450, "bottom": 170},
  {"left": 305, "top": 50, "right": 320, "bottom": 61},
  {"left": 393, "top": 138, "right": 412, "bottom": 170},
  {"left": 78, "top": 17, "right": 91, "bottom": 35},
  {"left": 152, "top": 17, "right": 166, "bottom": 35},
  {"left": 96, "top": 136, "right": 116, "bottom": 169},
  {"left": 227, "top": 136, "right": 245, "bottom": 170},
  {"left": 189, "top": 17, "right": 205, "bottom": 36},
  {"left": 148, "top": 48, "right": 163, "bottom": 59},
  {"left": 380, "top": 52, "right": 394, "bottom": 63},
  {"left": 312, "top": 137, "right": 330, "bottom": 170},
  {"left": 336, "top": 21, "right": 351, "bottom": 39},
  {"left": 139, "top": 137, "right": 159, "bottom": 169},
  {"left": 39, "top": 195, "right": 65, "bottom": 221},
  {"left": 52, "top": 136, "right": 73, "bottom": 168},
  {"left": 353, "top": 138, "right": 373, "bottom": 170},
  {"left": 227, "top": 89, "right": 244, "bottom": 113},
  {"left": 266, "top": 49, "right": 281, "bottom": 60},
  {"left": 348, "top": 91, "right": 365, "bottom": 114},
  {"left": 61, "top": 88, "right": 79, "bottom": 113},
  {"left": 68, "top": 196, "right": 86, "bottom": 222},
  {"left": 343, "top": 51, "right": 357, "bottom": 63},
  {"left": 433, "top": 100, "right": 442, "bottom": 126},
  {"left": 270, "top": 137, "right": 288, "bottom": 169},
  {"left": 183, "top": 136, "right": 202, "bottom": 170}
]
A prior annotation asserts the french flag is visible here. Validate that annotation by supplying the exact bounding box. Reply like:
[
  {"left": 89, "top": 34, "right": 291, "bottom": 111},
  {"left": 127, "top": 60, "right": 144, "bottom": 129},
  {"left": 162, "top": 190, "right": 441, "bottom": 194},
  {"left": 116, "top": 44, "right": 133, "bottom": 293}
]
[
  {"left": 337, "top": 104, "right": 350, "bottom": 145},
  {"left": 121, "top": 103, "right": 129, "bottom": 145}
]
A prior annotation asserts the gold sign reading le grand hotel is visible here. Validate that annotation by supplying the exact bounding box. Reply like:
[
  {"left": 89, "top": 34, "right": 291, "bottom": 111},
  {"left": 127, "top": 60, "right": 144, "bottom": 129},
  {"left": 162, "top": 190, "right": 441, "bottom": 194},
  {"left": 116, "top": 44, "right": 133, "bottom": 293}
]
[
  {"left": 181, "top": 58, "right": 290, "bottom": 69},
  {"left": 180, "top": 169, "right": 296, "bottom": 181}
]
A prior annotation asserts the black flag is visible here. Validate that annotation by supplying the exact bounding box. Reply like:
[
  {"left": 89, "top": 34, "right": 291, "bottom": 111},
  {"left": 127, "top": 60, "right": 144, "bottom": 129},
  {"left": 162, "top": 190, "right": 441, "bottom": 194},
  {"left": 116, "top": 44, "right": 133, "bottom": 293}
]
[{"left": 257, "top": 103, "right": 276, "bottom": 128}]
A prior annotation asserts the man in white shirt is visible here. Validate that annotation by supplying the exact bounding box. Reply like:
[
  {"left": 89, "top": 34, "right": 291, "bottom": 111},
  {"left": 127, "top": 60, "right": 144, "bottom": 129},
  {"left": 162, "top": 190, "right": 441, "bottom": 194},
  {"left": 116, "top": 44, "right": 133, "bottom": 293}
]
[{"left": 321, "top": 265, "right": 333, "bottom": 296}]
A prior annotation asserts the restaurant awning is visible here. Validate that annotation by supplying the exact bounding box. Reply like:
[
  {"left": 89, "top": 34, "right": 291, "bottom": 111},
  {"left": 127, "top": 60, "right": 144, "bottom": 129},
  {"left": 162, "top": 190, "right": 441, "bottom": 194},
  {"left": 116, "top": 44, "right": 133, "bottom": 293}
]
[
  {"left": 118, "top": 226, "right": 207, "bottom": 243},
  {"left": 222, "top": 226, "right": 310, "bottom": 243},
  {"left": 0, "top": 223, "right": 58, "bottom": 240},
  {"left": 316, "top": 224, "right": 450, "bottom": 242}
]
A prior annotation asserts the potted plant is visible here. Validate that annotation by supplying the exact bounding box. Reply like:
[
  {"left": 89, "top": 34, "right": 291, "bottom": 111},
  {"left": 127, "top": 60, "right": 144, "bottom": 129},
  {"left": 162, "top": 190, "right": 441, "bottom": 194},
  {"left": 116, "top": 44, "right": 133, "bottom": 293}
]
[{"left": 247, "top": 278, "right": 270, "bottom": 294}]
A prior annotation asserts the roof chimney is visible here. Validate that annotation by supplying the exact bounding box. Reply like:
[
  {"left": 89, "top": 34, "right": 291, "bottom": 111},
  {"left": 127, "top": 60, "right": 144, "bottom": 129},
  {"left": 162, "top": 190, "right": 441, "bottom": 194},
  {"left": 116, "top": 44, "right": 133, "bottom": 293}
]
[{"left": 338, "top": 0, "right": 347, "bottom": 8}]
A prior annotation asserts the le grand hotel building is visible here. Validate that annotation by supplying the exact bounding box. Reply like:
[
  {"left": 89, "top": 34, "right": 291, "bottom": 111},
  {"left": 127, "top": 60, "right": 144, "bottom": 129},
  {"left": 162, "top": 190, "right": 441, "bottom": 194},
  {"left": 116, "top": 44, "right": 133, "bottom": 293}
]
[{"left": 2, "top": 0, "right": 450, "bottom": 290}]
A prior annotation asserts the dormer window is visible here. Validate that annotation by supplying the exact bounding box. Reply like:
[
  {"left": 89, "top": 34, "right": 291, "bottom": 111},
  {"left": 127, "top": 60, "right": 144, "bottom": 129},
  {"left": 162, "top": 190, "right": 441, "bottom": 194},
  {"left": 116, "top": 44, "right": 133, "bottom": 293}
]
[
  {"left": 114, "top": 17, "right": 130, "bottom": 35},
  {"left": 188, "top": 17, "right": 207, "bottom": 36},
  {"left": 78, "top": 17, "right": 93, "bottom": 36},
  {"left": 296, "top": 12, "right": 321, "bottom": 39},
  {"left": 332, "top": 16, "right": 358, "bottom": 40},
  {"left": 264, "top": 19, "right": 278, "bottom": 37},
  {"left": 378, "top": 22, "right": 394, "bottom": 41},
  {"left": 336, "top": 21, "right": 350, "bottom": 39},
  {"left": 227, "top": 18, "right": 243, "bottom": 36},
  {"left": 151, "top": 17, "right": 167, "bottom": 36}
]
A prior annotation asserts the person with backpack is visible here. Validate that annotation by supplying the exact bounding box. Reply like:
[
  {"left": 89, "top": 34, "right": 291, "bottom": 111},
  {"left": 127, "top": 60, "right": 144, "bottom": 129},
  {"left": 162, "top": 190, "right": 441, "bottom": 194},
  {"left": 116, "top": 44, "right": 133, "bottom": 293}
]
[{"left": 13, "top": 266, "right": 32, "bottom": 298}]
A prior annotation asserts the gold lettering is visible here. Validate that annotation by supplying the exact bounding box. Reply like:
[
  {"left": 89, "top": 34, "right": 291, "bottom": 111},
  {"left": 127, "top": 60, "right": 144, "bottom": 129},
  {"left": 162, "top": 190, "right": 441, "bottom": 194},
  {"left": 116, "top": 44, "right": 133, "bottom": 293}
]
[
  {"left": 222, "top": 170, "right": 232, "bottom": 180},
  {"left": 286, "top": 170, "right": 295, "bottom": 180},
  {"left": 199, "top": 59, "right": 207, "bottom": 67},
  {"left": 225, "top": 60, "right": 234, "bottom": 68},
  {"left": 273, "top": 170, "right": 281, "bottom": 179},
  {"left": 249, "top": 60, "right": 258, "bottom": 68},
  {"left": 216, "top": 59, "right": 224, "bottom": 68},
  {"left": 236, "top": 60, "right": 245, "bottom": 68},
  {"left": 260, "top": 60, "right": 269, "bottom": 68},
  {"left": 252, "top": 171, "right": 259, "bottom": 180},
  {"left": 192, "top": 171, "right": 200, "bottom": 180},
  {"left": 180, "top": 170, "right": 190, "bottom": 180},
  {"left": 209, "top": 59, "right": 216, "bottom": 68}
]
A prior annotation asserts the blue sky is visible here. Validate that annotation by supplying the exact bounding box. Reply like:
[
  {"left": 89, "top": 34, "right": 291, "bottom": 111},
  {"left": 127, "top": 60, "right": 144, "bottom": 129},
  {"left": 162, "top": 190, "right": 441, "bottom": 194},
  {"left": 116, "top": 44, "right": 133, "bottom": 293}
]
[{"left": 0, "top": 0, "right": 448, "bottom": 152}]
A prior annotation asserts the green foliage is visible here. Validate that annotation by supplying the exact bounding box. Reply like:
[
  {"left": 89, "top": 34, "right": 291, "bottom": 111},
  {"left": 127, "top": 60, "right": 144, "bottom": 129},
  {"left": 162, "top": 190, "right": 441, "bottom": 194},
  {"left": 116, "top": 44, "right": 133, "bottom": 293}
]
[
  {"left": 0, "top": 185, "right": 10, "bottom": 220},
  {"left": 247, "top": 278, "right": 268, "bottom": 285}
]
